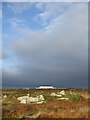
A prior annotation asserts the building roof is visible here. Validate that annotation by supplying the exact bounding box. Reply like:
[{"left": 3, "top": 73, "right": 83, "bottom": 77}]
[{"left": 36, "top": 85, "right": 55, "bottom": 89}]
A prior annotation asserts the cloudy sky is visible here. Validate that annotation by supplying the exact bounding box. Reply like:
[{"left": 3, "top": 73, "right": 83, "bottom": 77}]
[{"left": 2, "top": 2, "right": 88, "bottom": 88}]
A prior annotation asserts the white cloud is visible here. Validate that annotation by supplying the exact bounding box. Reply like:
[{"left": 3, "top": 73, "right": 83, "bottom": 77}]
[
  {"left": 0, "top": 2, "right": 2, "bottom": 22},
  {"left": 6, "top": 2, "right": 33, "bottom": 14},
  {"left": 0, "top": 41, "right": 2, "bottom": 60},
  {"left": 45, "top": 3, "right": 88, "bottom": 32},
  {"left": 9, "top": 18, "right": 25, "bottom": 28},
  {"left": 2, "top": 0, "right": 89, "bottom": 2},
  {"left": 35, "top": 3, "right": 72, "bottom": 26},
  {"left": 35, "top": 2, "right": 44, "bottom": 10}
]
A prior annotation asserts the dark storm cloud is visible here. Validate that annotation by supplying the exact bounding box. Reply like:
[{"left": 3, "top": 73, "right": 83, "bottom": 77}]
[{"left": 2, "top": 3, "right": 88, "bottom": 88}]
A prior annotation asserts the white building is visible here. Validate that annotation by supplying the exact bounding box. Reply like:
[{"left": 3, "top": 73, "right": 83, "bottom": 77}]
[{"left": 36, "top": 86, "right": 55, "bottom": 89}]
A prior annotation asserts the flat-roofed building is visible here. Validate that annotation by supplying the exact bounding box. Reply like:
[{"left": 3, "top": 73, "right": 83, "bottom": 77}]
[{"left": 36, "top": 86, "right": 55, "bottom": 89}]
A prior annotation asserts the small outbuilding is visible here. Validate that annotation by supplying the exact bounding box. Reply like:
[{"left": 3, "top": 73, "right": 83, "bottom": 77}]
[{"left": 36, "top": 86, "right": 55, "bottom": 89}]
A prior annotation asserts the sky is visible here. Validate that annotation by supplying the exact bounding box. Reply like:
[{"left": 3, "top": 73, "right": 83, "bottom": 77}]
[
  {"left": 1, "top": 2, "right": 88, "bottom": 88},
  {"left": 2, "top": 0, "right": 89, "bottom": 2}
]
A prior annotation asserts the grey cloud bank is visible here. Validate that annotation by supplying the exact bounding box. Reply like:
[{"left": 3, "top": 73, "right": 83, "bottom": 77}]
[{"left": 2, "top": 3, "right": 88, "bottom": 88}]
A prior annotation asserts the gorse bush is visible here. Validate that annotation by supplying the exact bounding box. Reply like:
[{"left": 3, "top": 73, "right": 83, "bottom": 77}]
[
  {"left": 7, "top": 108, "right": 10, "bottom": 113},
  {"left": 43, "top": 94, "right": 55, "bottom": 101},
  {"left": 66, "top": 93, "right": 84, "bottom": 102}
]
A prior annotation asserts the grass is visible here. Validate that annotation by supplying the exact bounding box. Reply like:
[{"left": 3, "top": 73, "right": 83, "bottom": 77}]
[
  {"left": 2, "top": 88, "right": 88, "bottom": 118},
  {"left": 66, "top": 93, "right": 84, "bottom": 102}
]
